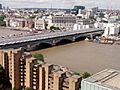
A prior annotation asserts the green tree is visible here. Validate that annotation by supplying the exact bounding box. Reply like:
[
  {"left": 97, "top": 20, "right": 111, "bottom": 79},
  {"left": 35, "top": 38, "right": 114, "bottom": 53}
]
[
  {"left": 0, "top": 21, "right": 6, "bottom": 26},
  {"left": 0, "top": 15, "right": 6, "bottom": 21},
  {"left": 50, "top": 26, "right": 60, "bottom": 31},
  {"left": 99, "top": 13, "right": 105, "bottom": 18},
  {"left": 0, "top": 15, "right": 6, "bottom": 26},
  {"left": 29, "top": 16, "right": 36, "bottom": 19},
  {"left": 82, "top": 72, "right": 91, "bottom": 78},
  {"left": 34, "top": 11, "right": 39, "bottom": 14},
  {"left": 0, "top": 65, "right": 4, "bottom": 85},
  {"left": 50, "top": 26, "right": 55, "bottom": 30},
  {"left": 56, "top": 27, "right": 60, "bottom": 30},
  {"left": 32, "top": 53, "right": 44, "bottom": 61},
  {"left": 74, "top": 72, "right": 80, "bottom": 76},
  {"left": 45, "top": 23, "right": 48, "bottom": 30},
  {"left": 12, "top": 87, "right": 16, "bottom": 90},
  {"left": 25, "top": 87, "right": 32, "bottom": 90},
  {"left": 0, "top": 64, "right": 10, "bottom": 89}
]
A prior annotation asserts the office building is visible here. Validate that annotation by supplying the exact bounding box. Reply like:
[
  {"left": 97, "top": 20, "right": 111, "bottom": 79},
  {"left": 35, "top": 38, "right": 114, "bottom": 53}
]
[
  {"left": 0, "top": 4, "right": 2, "bottom": 9},
  {"left": 74, "top": 6, "right": 85, "bottom": 11},
  {"left": 81, "top": 69, "right": 120, "bottom": 90},
  {"left": 71, "top": 6, "right": 85, "bottom": 14},
  {"left": 47, "top": 15, "right": 76, "bottom": 30},
  {"left": 0, "top": 48, "right": 82, "bottom": 90}
]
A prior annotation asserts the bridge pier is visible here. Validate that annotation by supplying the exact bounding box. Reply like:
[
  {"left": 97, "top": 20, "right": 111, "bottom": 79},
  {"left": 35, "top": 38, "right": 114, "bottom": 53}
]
[
  {"left": 90, "top": 34, "right": 94, "bottom": 40},
  {"left": 52, "top": 40, "right": 56, "bottom": 46},
  {"left": 0, "top": 28, "right": 104, "bottom": 51},
  {"left": 86, "top": 34, "right": 94, "bottom": 40},
  {"left": 72, "top": 37, "right": 76, "bottom": 42},
  {"left": 26, "top": 44, "right": 39, "bottom": 51}
]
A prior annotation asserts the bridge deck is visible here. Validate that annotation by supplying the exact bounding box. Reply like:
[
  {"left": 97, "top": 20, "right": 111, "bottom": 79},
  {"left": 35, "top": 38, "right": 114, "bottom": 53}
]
[{"left": 0, "top": 28, "right": 103, "bottom": 46}]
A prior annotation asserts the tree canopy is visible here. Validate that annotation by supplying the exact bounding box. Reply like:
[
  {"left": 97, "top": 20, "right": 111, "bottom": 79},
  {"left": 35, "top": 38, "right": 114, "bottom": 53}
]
[
  {"left": 0, "top": 15, "right": 6, "bottom": 26},
  {"left": 50, "top": 26, "right": 60, "bottom": 30},
  {"left": 74, "top": 72, "right": 80, "bottom": 76},
  {"left": 32, "top": 53, "right": 44, "bottom": 61},
  {"left": 82, "top": 72, "right": 91, "bottom": 78},
  {"left": 0, "top": 65, "right": 4, "bottom": 85},
  {"left": 0, "top": 64, "right": 6, "bottom": 89},
  {"left": 45, "top": 23, "right": 48, "bottom": 30},
  {"left": 25, "top": 87, "right": 32, "bottom": 90},
  {"left": 12, "top": 87, "right": 16, "bottom": 90}
]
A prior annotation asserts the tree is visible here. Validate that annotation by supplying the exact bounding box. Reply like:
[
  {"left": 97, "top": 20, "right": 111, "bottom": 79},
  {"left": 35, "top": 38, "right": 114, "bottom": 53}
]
[
  {"left": 0, "top": 15, "right": 6, "bottom": 26},
  {"left": 32, "top": 53, "right": 44, "bottom": 61},
  {"left": 50, "top": 26, "right": 60, "bottom": 31},
  {"left": 74, "top": 72, "right": 80, "bottom": 76},
  {"left": 99, "top": 13, "right": 105, "bottom": 18},
  {"left": 0, "top": 64, "right": 10, "bottom": 89},
  {"left": 25, "top": 87, "right": 32, "bottom": 90},
  {"left": 82, "top": 72, "right": 91, "bottom": 78},
  {"left": 50, "top": 26, "right": 55, "bottom": 30},
  {"left": 12, "top": 87, "right": 16, "bottom": 90},
  {"left": 0, "top": 65, "right": 4, "bottom": 85},
  {"left": 34, "top": 11, "right": 39, "bottom": 14},
  {"left": 45, "top": 23, "right": 48, "bottom": 30},
  {"left": 0, "top": 15, "right": 6, "bottom": 21},
  {"left": 29, "top": 16, "right": 36, "bottom": 19}
]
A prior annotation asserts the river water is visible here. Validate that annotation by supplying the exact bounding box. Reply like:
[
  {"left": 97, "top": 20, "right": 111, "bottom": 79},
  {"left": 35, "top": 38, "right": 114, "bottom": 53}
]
[{"left": 32, "top": 41, "right": 120, "bottom": 74}]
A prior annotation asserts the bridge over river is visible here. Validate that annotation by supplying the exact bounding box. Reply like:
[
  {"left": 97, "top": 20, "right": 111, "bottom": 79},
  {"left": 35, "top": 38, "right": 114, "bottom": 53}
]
[{"left": 0, "top": 28, "right": 104, "bottom": 51}]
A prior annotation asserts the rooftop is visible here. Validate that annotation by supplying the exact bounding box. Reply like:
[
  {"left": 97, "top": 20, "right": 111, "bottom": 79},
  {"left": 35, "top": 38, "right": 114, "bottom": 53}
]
[{"left": 84, "top": 69, "right": 120, "bottom": 90}]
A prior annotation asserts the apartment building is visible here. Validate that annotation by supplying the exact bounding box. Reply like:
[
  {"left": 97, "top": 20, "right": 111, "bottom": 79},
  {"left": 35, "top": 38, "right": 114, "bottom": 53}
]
[
  {"left": 26, "top": 59, "right": 82, "bottom": 90},
  {"left": 0, "top": 48, "right": 31, "bottom": 90},
  {"left": 0, "top": 48, "right": 82, "bottom": 90}
]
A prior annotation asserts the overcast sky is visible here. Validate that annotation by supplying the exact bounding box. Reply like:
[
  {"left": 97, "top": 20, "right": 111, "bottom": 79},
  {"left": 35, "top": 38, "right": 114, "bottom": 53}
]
[{"left": 0, "top": 0, "right": 120, "bottom": 9}]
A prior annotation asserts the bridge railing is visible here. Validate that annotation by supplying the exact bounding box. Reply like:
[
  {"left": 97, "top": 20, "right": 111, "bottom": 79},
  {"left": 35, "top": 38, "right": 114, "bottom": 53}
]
[{"left": 0, "top": 28, "right": 103, "bottom": 46}]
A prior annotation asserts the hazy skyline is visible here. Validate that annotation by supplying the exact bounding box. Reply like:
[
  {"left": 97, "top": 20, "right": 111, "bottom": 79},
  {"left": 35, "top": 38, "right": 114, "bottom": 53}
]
[{"left": 0, "top": 0, "right": 120, "bottom": 9}]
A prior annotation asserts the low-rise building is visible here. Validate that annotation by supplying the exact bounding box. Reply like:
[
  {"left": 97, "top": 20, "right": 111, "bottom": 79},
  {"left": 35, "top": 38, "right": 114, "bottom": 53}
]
[
  {"left": 5, "top": 18, "right": 35, "bottom": 29},
  {"left": 81, "top": 69, "right": 120, "bottom": 90},
  {"left": 73, "top": 19, "right": 94, "bottom": 30},
  {"left": 102, "top": 23, "right": 120, "bottom": 37},
  {"left": 35, "top": 17, "right": 45, "bottom": 30}
]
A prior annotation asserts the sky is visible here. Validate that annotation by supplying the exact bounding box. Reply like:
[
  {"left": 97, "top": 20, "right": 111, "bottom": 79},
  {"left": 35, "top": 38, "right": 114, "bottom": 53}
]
[{"left": 0, "top": 0, "right": 120, "bottom": 9}]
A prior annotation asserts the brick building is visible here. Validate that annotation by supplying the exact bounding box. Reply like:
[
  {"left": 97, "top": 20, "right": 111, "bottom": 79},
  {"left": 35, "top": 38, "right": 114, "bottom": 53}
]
[{"left": 0, "top": 48, "right": 82, "bottom": 90}]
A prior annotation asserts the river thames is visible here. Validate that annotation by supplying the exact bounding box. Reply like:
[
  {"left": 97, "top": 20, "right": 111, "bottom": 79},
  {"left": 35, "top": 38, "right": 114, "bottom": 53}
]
[{"left": 32, "top": 41, "right": 120, "bottom": 74}]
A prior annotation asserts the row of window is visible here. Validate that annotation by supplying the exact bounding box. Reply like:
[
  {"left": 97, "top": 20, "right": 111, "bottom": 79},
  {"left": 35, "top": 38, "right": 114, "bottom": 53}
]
[
  {"left": 54, "top": 24, "right": 74, "bottom": 27},
  {"left": 52, "top": 20, "right": 76, "bottom": 23}
]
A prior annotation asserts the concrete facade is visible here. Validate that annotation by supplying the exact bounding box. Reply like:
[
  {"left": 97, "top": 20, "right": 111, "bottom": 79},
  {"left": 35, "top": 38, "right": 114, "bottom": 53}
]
[
  {"left": 35, "top": 17, "right": 45, "bottom": 30},
  {"left": 47, "top": 15, "right": 76, "bottom": 30},
  {"left": 81, "top": 69, "right": 120, "bottom": 90},
  {"left": 5, "top": 18, "right": 35, "bottom": 29},
  {"left": 0, "top": 48, "right": 82, "bottom": 90},
  {"left": 0, "top": 48, "right": 31, "bottom": 89}
]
